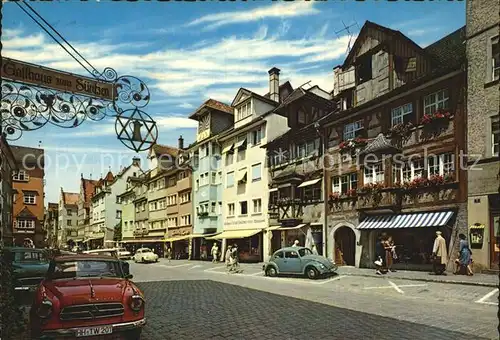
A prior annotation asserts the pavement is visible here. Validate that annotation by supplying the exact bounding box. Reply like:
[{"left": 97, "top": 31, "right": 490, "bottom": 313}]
[{"left": 130, "top": 259, "right": 499, "bottom": 339}]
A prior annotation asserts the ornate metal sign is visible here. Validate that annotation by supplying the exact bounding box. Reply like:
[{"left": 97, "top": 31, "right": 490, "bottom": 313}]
[{"left": 1, "top": 60, "right": 158, "bottom": 153}]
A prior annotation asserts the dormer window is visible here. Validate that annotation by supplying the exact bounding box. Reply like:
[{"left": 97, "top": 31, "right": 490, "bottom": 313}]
[
  {"left": 298, "top": 110, "right": 306, "bottom": 124},
  {"left": 236, "top": 101, "right": 251, "bottom": 121},
  {"left": 356, "top": 55, "right": 372, "bottom": 85}
]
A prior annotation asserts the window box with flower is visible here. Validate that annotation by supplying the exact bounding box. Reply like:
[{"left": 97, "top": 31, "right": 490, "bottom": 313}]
[
  {"left": 338, "top": 137, "right": 368, "bottom": 154},
  {"left": 420, "top": 109, "right": 453, "bottom": 126},
  {"left": 387, "top": 122, "right": 414, "bottom": 140}
]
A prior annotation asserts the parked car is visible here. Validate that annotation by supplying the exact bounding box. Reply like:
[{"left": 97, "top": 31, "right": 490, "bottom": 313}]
[
  {"left": 263, "top": 246, "right": 338, "bottom": 279},
  {"left": 3, "top": 247, "right": 50, "bottom": 292},
  {"left": 133, "top": 248, "right": 159, "bottom": 263},
  {"left": 83, "top": 248, "right": 119, "bottom": 258},
  {"left": 30, "top": 254, "right": 146, "bottom": 339},
  {"left": 116, "top": 247, "right": 132, "bottom": 260}
]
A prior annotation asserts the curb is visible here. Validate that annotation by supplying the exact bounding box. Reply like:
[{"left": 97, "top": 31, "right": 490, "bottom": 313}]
[{"left": 339, "top": 273, "right": 498, "bottom": 288}]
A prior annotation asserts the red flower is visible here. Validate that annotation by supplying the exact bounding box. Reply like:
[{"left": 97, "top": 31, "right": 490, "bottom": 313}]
[{"left": 436, "top": 113, "right": 444, "bottom": 119}]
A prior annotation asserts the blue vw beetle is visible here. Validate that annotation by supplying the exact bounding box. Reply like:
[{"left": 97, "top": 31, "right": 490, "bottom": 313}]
[{"left": 263, "top": 246, "right": 338, "bottom": 279}]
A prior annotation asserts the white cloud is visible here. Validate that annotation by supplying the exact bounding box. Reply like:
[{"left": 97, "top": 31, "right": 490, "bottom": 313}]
[
  {"left": 177, "top": 103, "right": 195, "bottom": 109},
  {"left": 186, "top": 2, "right": 319, "bottom": 30}
]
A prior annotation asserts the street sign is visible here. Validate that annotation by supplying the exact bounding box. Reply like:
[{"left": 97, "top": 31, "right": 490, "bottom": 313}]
[{"left": 1, "top": 57, "right": 115, "bottom": 101}]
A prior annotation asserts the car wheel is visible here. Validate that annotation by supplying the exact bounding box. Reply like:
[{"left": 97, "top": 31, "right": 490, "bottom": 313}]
[
  {"left": 124, "top": 328, "right": 142, "bottom": 340},
  {"left": 265, "top": 266, "right": 277, "bottom": 277},
  {"left": 306, "top": 266, "right": 319, "bottom": 280}
]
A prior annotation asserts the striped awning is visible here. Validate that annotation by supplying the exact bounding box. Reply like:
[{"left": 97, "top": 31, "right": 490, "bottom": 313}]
[{"left": 357, "top": 211, "right": 454, "bottom": 230}]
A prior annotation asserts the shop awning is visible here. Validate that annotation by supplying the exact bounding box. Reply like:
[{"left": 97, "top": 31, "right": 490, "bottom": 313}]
[
  {"left": 84, "top": 236, "right": 104, "bottom": 242},
  {"left": 235, "top": 138, "right": 247, "bottom": 149},
  {"left": 357, "top": 211, "right": 454, "bottom": 230},
  {"left": 266, "top": 225, "right": 282, "bottom": 231},
  {"left": 222, "top": 144, "right": 234, "bottom": 153},
  {"left": 297, "top": 178, "right": 322, "bottom": 188},
  {"left": 190, "top": 233, "right": 221, "bottom": 239},
  {"left": 279, "top": 223, "right": 307, "bottom": 231},
  {"left": 121, "top": 239, "right": 164, "bottom": 243},
  {"left": 164, "top": 235, "right": 191, "bottom": 242},
  {"left": 269, "top": 188, "right": 278, "bottom": 192},
  {"left": 205, "top": 229, "right": 262, "bottom": 240}
]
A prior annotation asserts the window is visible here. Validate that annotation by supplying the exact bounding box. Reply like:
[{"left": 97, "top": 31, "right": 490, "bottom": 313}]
[
  {"left": 195, "top": 179, "right": 199, "bottom": 191},
  {"left": 274, "top": 251, "right": 284, "bottom": 259},
  {"left": 492, "top": 117, "right": 500, "bottom": 156},
  {"left": 412, "top": 159, "right": 424, "bottom": 178},
  {"left": 200, "top": 144, "right": 208, "bottom": 158},
  {"left": 212, "top": 143, "right": 221, "bottom": 155},
  {"left": 236, "top": 101, "right": 251, "bottom": 121},
  {"left": 298, "top": 110, "right": 306, "bottom": 124},
  {"left": 492, "top": 38, "right": 499, "bottom": 81},
  {"left": 167, "top": 195, "right": 177, "bottom": 206},
  {"left": 168, "top": 176, "right": 176, "bottom": 187},
  {"left": 211, "top": 172, "right": 216, "bottom": 184},
  {"left": 251, "top": 163, "right": 261, "bottom": 182},
  {"left": 284, "top": 250, "right": 299, "bottom": 259},
  {"left": 364, "top": 163, "right": 384, "bottom": 185},
  {"left": 356, "top": 55, "right": 372, "bottom": 84},
  {"left": 218, "top": 202, "right": 222, "bottom": 215},
  {"left": 330, "top": 173, "right": 357, "bottom": 195},
  {"left": 252, "top": 128, "right": 263, "bottom": 145},
  {"left": 211, "top": 202, "right": 216, "bottom": 213},
  {"left": 159, "top": 199, "right": 166, "bottom": 209},
  {"left": 295, "top": 139, "right": 318, "bottom": 159},
  {"left": 424, "top": 89, "right": 449, "bottom": 115},
  {"left": 217, "top": 171, "right": 222, "bottom": 184},
  {"left": 67, "top": 220, "right": 72, "bottom": 226},
  {"left": 225, "top": 152, "right": 234, "bottom": 166},
  {"left": 239, "top": 201, "right": 248, "bottom": 215},
  {"left": 15, "top": 220, "right": 35, "bottom": 230},
  {"left": 13, "top": 170, "right": 29, "bottom": 181},
  {"left": 167, "top": 217, "right": 178, "bottom": 227},
  {"left": 303, "top": 182, "right": 322, "bottom": 201},
  {"left": 428, "top": 155, "right": 440, "bottom": 176},
  {"left": 391, "top": 103, "right": 413, "bottom": 126},
  {"left": 180, "top": 215, "right": 191, "bottom": 226},
  {"left": 228, "top": 203, "right": 235, "bottom": 216},
  {"left": 24, "top": 193, "right": 36, "bottom": 204},
  {"left": 252, "top": 199, "right": 262, "bottom": 214},
  {"left": 226, "top": 171, "right": 235, "bottom": 188},
  {"left": 343, "top": 120, "right": 364, "bottom": 140},
  {"left": 67, "top": 209, "right": 73, "bottom": 216},
  {"left": 116, "top": 210, "right": 122, "bottom": 219},
  {"left": 179, "top": 192, "right": 191, "bottom": 204}
]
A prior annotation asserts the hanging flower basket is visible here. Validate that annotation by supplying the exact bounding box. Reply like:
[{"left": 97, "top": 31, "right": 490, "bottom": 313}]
[
  {"left": 338, "top": 138, "right": 368, "bottom": 154},
  {"left": 420, "top": 109, "right": 452, "bottom": 126}
]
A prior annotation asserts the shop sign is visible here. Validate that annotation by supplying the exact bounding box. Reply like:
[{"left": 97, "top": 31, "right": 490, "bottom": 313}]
[
  {"left": 1, "top": 57, "right": 115, "bottom": 101},
  {"left": 224, "top": 218, "right": 266, "bottom": 226}
]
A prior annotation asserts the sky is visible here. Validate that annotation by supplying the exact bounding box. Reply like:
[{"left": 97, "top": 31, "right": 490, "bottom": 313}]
[{"left": 2, "top": 0, "right": 466, "bottom": 205}]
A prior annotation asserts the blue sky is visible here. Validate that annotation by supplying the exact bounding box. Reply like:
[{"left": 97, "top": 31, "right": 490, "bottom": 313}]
[{"left": 2, "top": 0, "right": 466, "bottom": 204}]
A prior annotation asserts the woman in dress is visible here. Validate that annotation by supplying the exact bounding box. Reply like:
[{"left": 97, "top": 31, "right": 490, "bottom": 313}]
[{"left": 455, "top": 233, "right": 473, "bottom": 275}]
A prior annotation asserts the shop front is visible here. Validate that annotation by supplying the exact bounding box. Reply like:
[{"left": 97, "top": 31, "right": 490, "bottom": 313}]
[
  {"left": 190, "top": 229, "right": 221, "bottom": 261},
  {"left": 84, "top": 233, "right": 104, "bottom": 250},
  {"left": 207, "top": 229, "right": 263, "bottom": 263},
  {"left": 122, "top": 234, "right": 165, "bottom": 257},
  {"left": 164, "top": 226, "right": 193, "bottom": 260},
  {"left": 357, "top": 210, "right": 456, "bottom": 271},
  {"left": 267, "top": 223, "right": 323, "bottom": 255}
]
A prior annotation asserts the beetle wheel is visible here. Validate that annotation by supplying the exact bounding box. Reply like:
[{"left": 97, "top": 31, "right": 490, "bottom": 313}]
[
  {"left": 306, "top": 266, "right": 319, "bottom": 280},
  {"left": 266, "top": 266, "right": 277, "bottom": 277}
]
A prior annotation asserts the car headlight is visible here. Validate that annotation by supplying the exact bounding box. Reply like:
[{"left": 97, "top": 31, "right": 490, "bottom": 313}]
[
  {"left": 36, "top": 299, "right": 53, "bottom": 318},
  {"left": 129, "top": 295, "right": 144, "bottom": 312},
  {"left": 318, "top": 263, "right": 326, "bottom": 269}
]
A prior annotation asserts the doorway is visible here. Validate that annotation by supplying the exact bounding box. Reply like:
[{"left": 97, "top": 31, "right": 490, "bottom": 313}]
[{"left": 334, "top": 226, "right": 356, "bottom": 266}]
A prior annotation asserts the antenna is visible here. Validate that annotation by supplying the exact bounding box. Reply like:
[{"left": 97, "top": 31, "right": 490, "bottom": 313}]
[
  {"left": 334, "top": 19, "right": 360, "bottom": 57},
  {"left": 298, "top": 81, "right": 312, "bottom": 89}
]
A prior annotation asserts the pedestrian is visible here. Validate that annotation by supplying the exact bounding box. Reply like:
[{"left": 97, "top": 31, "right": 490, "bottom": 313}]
[
  {"left": 231, "top": 244, "right": 241, "bottom": 273},
  {"left": 292, "top": 240, "right": 300, "bottom": 247},
  {"left": 432, "top": 231, "right": 448, "bottom": 275},
  {"left": 374, "top": 234, "right": 386, "bottom": 275},
  {"left": 384, "top": 235, "right": 396, "bottom": 272},
  {"left": 311, "top": 244, "right": 319, "bottom": 255},
  {"left": 211, "top": 243, "right": 219, "bottom": 263},
  {"left": 166, "top": 247, "right": 172, "bottom": 263},
  {"left": 225, "top": 245, "right": 233, "bottom": 273},
  {"left": 454, "top": 233, "right": 473, "bottom": 276}
]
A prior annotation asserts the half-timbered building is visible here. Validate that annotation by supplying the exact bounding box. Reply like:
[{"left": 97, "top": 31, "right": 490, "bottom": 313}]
[{"left": 322, "top": 21, "right": 467, "bottom": 270}]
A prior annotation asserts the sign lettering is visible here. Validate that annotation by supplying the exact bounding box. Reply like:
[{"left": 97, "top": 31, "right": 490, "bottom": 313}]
[
  {"left": 1, "top": 57, "right": 115, "bottom": 101},
  {"left": 224, "top": 218, "right": 266, "bottom": 226}
]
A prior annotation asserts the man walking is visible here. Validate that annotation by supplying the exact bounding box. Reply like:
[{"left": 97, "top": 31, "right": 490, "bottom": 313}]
[
  {"left": 211, "top": 243, "right": 219, "bottom": 263},
  {"left": 225, "top": 245, "right": 233, "bottom": 273},
  {"left": 432, "top": 231, "right": 448, "bottom": 275}
]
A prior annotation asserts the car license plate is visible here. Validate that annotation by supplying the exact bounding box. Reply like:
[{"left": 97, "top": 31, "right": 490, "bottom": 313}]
[{"left": 76, "top": 326, "right": 112, "bottom": 337}]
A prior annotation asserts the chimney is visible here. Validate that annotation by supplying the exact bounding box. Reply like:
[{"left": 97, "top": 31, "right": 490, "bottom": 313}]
[
  {"left": 178, "top": 135, "right": 184, "bottom": 149},
  {"left": 132, "top": 157, "right": 141, "bottom": 167},
  {"left": 268, "top": 67, "right": 280, "bottom": 103}
]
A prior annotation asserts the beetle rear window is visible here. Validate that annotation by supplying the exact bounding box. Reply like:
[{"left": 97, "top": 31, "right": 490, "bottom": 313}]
[{"left": 15, "top": 251, "right": 48, "bottom": 263}]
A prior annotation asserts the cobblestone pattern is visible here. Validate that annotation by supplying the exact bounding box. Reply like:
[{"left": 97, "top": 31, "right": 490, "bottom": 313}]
[{"left": 137, "top": 280, "right": 486, "bottom": 340}]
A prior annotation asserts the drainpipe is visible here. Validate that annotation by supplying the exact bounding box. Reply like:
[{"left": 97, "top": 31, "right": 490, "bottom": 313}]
[{"left": 314, "top": 122, "right": 328, "bottom": 257}]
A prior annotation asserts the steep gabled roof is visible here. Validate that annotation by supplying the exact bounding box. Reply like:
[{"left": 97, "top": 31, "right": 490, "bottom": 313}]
[
  {"left": 104, "top": 171, "right": 114, "bottom": 182},
  {"left": 81, "top": 177, "right": 98, "bottom": 205},
  {"left": 16, "top": 206, "right": 36, "bottom": 219},
  {"left": 424, "top": 26, "right": 466, "bottom": 70},
  {"left": 189, "top": 99, "right": 233, "bottom": 120},
  {"left": 149, "top": 143, "right": 179, "bottom": 158},
  {"left": 62, "top": 192, "right": 79, "bottom": 206}
]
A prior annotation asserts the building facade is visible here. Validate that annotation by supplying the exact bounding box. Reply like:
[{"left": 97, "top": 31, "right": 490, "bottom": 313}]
[
  {"left": 44, "top": 203, "right": 58, "bottom": 247},
  {"left": 58, "top": 189, "right": 79, "bottom": 246},
  {"left": 10, "top": 145, "right": 45, "bottom": 247},
  {"left": 264, "top": 85, "right": 335, "bottom": 257},
  {"left": 77, "top": 175, "right": 98, "bottom": 248},
  {"left": 466, "top": 0, "right": 500, "bottom": 270},
  {"left": 216, "top": 68, "right": 293, "bottom": 262},
  {"left": 0, "top": 135, "right": 17, "bottom": 246},
  {"left": 188, "top": 99, "right": 233, "bottom": 260},
  {"left": 323, "top": 21, "right": 467, "bottom": 270}
]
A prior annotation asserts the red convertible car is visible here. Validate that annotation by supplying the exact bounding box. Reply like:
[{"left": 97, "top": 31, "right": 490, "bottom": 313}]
[{"left": 30, "top": 254, "right": 146, "bottom": 339}]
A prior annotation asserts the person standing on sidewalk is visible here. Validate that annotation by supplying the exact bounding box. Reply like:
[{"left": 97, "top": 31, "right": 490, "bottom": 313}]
[
  {"left": 432, "top": 231, "right": 448, "bottom": 275},
  {"left": 166, "top": 247, "right": 172, "bottom": 263},
  {"left": 374, "top": 234, "right": 386, "bottom": 275},
  {"left": 384, "top": 235, "right": 396, "bottom": 272},
  {"left": 225, "top": 245, "right": 233, "bottom": 273},
  {"left": 211, "top": 243, "right": 219, "bottom": 263}
]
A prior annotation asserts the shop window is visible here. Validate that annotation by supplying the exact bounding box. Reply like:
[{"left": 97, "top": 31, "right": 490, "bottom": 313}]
[
  {"left": 239, "top": 201, "right": 248, "bottom": 215},
  {"left": 492, "top": 117, "right": 499, "bottom": 156},
  {"left": 356, "top": 55, "right": 372, "bottom": 84},
  {"left": 343, "top": 120, "right": 364, "bottom": 140},
  {"left": 391, "top": 103, "right": 413, "bottom": 126},
  {"left": 423, "top": 89, "right": 449, "bottom": 115}
]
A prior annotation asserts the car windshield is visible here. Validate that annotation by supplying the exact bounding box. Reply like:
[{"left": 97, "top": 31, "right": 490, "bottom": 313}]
[
  {"left": 50, "top": 260, "right": 123, "bottom": 279},
  {"left": 298, "top": 248, "right": 313, "bottom": 257},
  {"left": 15, "top": 250, "right": 48, "bottom": 263},
  {"left": 141, "top": 248, "right": 152, "bottom": 253}
]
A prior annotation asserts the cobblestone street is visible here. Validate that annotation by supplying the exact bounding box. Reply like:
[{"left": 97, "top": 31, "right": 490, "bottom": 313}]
[{"left": 131, "top": 261, "right": 499, "bottom": 339}]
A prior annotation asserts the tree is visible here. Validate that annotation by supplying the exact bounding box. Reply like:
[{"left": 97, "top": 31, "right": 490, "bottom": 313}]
[{"left": 113, "top": 221, "right": 122, "bottom": 242}]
